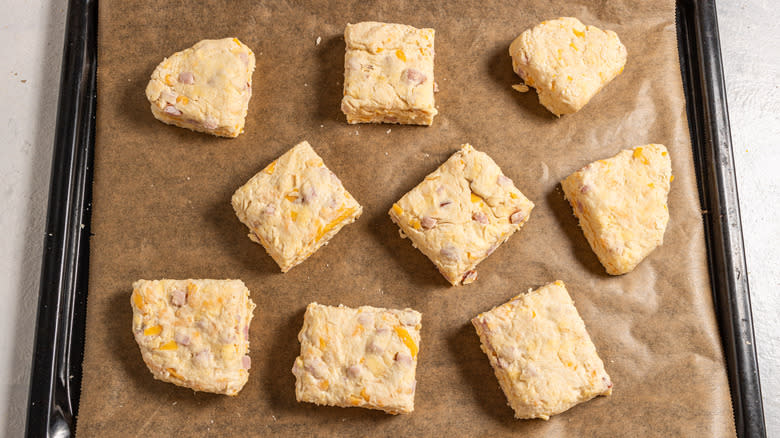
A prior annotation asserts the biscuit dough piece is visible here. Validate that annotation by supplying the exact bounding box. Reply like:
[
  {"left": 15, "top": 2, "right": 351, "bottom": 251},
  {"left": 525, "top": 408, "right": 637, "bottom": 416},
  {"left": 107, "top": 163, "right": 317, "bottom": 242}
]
[
  {"left": 472, "top": 281, "right": 612, "bottom": 420},
  {"left": 561, "top": 144, "right": 672, "bottom": 275},
  {"left": 292, "top": 303, "right": 422, "bottom": 414},
  {"left": 131, "top": 279, "right": 256, "bottom": 396},
  {"left": 389, "top": 144, "right": 534, "bottom": 286},
  {"left": 341, "top": 21, "right": 438, "bottom": 125},
  {"left": 509, "top": 17, "right": 627, "bottom": 116},
  {"left": 232, "top": 141, "right": 363, "bottom": 272},
  {"left": 145, "top": 38, "right": 256, "bottom": 137}
]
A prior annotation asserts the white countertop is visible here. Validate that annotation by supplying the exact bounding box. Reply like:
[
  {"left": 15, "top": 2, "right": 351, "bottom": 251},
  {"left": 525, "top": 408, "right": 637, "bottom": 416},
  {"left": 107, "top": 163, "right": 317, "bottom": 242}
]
[{"left": 1, "top": 1, "right": 777, "bottom": 436}]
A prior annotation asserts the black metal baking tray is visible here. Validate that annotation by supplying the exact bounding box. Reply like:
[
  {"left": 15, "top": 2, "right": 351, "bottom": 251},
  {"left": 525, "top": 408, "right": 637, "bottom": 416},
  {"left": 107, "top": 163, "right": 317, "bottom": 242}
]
[
  {"left": 24, "top": 0, "right": 765, "bottom": 436},
  {"left": 676, "top": 1, "right": 766, "bottom": 436}
]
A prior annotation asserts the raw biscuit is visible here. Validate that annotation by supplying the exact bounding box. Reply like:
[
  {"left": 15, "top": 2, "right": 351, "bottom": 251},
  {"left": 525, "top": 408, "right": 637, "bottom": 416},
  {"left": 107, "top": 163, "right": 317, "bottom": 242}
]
[
  {"left": 145, "top": 38, "right": 256, "bottom": 137},
  {"left": 509, "top": 17, "right": 627, "bottom": 116},
  {"left": 341, "top": 21, "right": 437, "bottom": 125},
  {"left": 389, "top": 144, "right": 534, "bottom": 285},
  {"left": 472, "top": 281, "right": 612, "bottom": 420},
  {"left": 231, "top": 141, "right": 363, "bottom": 272},
  {"left": 292, "top": 303, "right": 421, "bottom": 414},
  {"left": 131, "top": 279, "right": 255, "bottom": 395},
  {"left": 561, "top": 144, "right": 672, "bottom": 275}
]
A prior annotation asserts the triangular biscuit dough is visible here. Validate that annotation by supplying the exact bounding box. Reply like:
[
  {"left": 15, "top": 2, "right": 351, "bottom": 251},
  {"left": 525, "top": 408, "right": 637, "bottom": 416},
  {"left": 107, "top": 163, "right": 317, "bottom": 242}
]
[
  {"left": 145, "top": 38, "right": 255, "bottom": 137},
  {"left": 561, "top": 144, "right": 672, "bottom": 275},
  {"left": 509, "top": 17, "right": 627, "bottom": 116}
]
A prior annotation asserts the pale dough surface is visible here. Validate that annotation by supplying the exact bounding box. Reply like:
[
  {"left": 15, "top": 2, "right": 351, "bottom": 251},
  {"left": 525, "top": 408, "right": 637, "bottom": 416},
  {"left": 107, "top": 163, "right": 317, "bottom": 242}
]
[
  {"left": 509, "top": 17, "right": 626, "bottom": 116},
  {"left": 561, "top": 144, "right": 672, "bottom": 275},
  {"left": 145, "top": 38, "right": 256, "bottom": 137},
  {"left": 341, "top": 21, "right": 437, "bottom": 125},
  {"left": 231, "top": 141, "right": 363, "bottom": 272},
  {"left": 472, "top": 281, "right": 612, "bottom": 420},
  {"left": 389, "top": 144, "right": 534, "bottom": 286},
  {"left": 292, "top": 303, "right": 421, "bottom": 414},
  {"left": 131, "top": 279, "right": 256, "bottom": 396}
]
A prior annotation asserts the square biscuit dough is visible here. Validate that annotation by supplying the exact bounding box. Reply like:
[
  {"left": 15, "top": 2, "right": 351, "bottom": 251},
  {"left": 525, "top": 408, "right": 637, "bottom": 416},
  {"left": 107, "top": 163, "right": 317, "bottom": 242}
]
[
  {"left": 231, "top": 141, "right": 363, "bottom": 272},
  {"left": 472, "top": 281, "right": 612, "bottom": 420},
  {"left": 131, "top": 279, "right": 256, "bottom": 396},
  {"left": 509, "top": 17, "right": 627, "bottom": 116},
  {"left": 389, "top": 144, "right": 534, "bottom": 286},
  {"left": 145, "top": 38, "right": 256, "bottom": 137},
  {"left": 561, "top": 144, "right": 673, "bottom": 275},
  {"left": 292, "top": 303, "right": 422, "bottom": 414},
  {"left": 341, "top": 21, "right": 438, "bottom": 125}
]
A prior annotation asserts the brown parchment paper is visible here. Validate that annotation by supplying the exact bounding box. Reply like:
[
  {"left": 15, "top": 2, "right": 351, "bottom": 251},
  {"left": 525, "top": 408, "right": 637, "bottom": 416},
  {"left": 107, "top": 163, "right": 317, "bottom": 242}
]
[{"left": 77, "top": 0, "right": 736, "bottom": 436}]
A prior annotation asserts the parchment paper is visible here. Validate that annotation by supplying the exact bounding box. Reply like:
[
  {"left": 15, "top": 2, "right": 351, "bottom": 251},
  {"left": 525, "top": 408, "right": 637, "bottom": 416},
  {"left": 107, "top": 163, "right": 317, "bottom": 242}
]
[{"left": 77, "top": 0, "right": 736, "bottom": 436}]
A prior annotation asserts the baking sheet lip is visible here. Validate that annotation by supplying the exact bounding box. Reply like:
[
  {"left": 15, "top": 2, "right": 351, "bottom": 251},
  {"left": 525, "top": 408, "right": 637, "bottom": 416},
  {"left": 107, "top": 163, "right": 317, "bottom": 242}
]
[
  {"left": 24, "top": 0, "right": 765, "bottom": 436},
  {"left": 677, "top": 0, "right": 766, "bottom": 436},
  {"left": 24, "top": 0, "right": 96, "bottom": 436}
]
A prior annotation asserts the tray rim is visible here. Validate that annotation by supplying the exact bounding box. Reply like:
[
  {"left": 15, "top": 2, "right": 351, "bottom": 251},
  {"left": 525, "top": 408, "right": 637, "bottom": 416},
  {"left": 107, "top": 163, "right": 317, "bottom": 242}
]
[
  {"left": 676, "top": 0, "right": 765, "bottom": 436},
  {"left": 24, "top": 0, "right": 766, "bottom": 436},
  {"left": 24, "top": 0, "right": 95, "bottom": 436}
]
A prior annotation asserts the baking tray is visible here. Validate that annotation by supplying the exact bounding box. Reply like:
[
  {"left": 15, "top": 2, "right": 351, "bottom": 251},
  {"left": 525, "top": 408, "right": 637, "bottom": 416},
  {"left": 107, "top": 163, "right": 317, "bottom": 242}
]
[{"left": 24, "top": 0, "right": 766, "bottom": 436}]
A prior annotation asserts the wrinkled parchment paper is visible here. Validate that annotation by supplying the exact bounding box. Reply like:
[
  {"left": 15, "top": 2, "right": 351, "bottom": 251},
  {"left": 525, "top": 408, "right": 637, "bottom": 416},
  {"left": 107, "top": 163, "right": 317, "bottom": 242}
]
[{"left": 77, "top": 0, "right": 736, "bottom": 435}]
